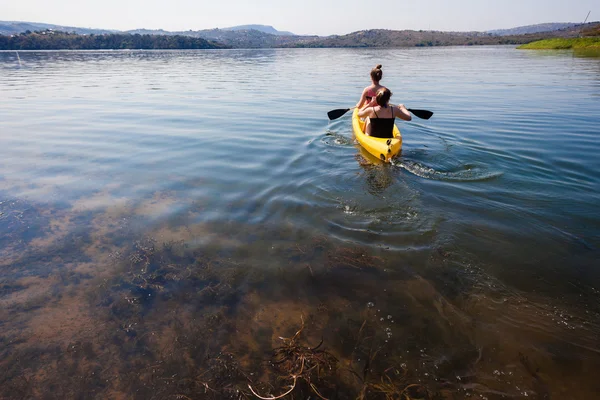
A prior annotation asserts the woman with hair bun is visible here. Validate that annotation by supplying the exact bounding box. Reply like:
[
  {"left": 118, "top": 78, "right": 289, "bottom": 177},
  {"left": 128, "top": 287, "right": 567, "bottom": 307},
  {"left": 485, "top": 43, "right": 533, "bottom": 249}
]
[
  {"left": 356, "top": 64, "right": 386, "bottom": 110},
  {"left": 358, "top": 87, "right": 411, "bottom": 138}
]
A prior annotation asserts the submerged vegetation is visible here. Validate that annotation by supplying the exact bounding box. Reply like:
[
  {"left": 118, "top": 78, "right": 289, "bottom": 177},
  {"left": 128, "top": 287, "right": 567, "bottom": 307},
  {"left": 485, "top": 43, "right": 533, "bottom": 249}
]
[
  {"left": 1, "top": 176, "right": 600, "bottom": 399},
  {"left": 0, "top": 207, "right": 440, "bottom": 399},
  {"left": 518, "top": 37, "right": 600, "bottom": 49}
]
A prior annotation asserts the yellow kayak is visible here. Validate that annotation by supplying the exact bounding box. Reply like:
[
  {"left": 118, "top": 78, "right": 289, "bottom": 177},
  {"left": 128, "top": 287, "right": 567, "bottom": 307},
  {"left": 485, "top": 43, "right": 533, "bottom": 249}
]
[{"left": 352, "top": 108, "right": 402, "bottom": 162}]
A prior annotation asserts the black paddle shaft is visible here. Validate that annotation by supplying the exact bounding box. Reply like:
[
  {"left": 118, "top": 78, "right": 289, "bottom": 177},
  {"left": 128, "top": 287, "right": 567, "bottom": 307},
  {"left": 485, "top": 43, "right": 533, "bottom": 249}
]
[{"left": 328, "top": 107, "right": 433, "bottom": 121}]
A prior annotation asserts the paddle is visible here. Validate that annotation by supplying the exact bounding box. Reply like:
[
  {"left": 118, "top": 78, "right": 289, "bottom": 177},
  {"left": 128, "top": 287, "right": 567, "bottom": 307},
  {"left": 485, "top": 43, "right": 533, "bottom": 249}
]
[
  {"left": 407, "top": 109, "right": 433, "bottom": 120},
  {"left": 327, "top": 106, "right": 433, "bottom": 121},
  {"left": 327, "top": 107, "right": 355, "bottom": 120}
]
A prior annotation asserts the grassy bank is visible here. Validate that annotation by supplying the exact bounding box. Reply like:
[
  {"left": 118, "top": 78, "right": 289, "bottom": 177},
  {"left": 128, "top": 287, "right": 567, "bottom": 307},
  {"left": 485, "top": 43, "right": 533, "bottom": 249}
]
[{"left": 518, "top": 37, "right": 600, "bottom": 49}]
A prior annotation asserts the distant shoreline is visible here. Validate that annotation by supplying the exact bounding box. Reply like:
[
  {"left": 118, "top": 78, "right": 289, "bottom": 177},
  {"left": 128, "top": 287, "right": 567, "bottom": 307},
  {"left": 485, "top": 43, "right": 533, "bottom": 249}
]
[
  {"left": 0, "top": 31, "right": 573, "bottom": 50},
  {"left": 518, "top": 37, "right": 600, "bottom": 50},
  {"left": 1, "top": 23, "right": 599, "bottom": 50},
  {"left": 0, "top": 32, "right": 227, "bottom": 51}
]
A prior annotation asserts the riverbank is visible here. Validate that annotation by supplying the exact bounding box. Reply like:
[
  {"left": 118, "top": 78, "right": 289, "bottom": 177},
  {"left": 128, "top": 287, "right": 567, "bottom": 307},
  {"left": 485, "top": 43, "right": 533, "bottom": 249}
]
[{"left": 518, "top": 37, "right": 600, "bottom": 49}]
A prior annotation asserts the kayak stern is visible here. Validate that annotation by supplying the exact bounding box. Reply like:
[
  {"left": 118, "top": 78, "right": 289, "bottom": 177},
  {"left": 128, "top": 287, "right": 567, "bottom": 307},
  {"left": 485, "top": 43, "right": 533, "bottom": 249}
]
[{"left": 352, "top": 108, "right": 402, "bottom": 162}]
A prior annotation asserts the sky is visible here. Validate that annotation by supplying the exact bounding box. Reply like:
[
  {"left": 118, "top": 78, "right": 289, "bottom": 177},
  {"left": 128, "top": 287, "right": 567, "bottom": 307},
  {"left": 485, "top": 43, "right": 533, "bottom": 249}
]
[{"left": 1, "top": 0, "right": 596, "bottom": 36}]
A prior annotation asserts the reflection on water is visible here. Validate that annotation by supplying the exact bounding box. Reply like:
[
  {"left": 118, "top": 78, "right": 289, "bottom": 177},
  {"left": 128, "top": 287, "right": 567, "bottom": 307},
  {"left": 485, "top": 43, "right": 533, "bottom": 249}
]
[
  {"left": 1, "top": 47, "right": 600, "bottom": 398},
  {"left": 573, "top": 48, "right": 600, "bottom": 58}
]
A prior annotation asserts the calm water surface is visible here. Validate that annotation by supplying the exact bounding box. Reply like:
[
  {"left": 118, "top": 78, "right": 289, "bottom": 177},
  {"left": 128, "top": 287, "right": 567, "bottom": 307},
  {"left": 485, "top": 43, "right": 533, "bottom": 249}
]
[{"left": 1, "top": 47, "right": 599, "bottom": 399}]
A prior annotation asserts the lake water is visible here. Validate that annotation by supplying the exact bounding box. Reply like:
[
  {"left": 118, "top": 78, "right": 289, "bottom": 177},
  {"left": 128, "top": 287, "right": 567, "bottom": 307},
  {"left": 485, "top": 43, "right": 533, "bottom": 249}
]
[{"left": 0, "top": 47, "right": 599, "bottom": 399}]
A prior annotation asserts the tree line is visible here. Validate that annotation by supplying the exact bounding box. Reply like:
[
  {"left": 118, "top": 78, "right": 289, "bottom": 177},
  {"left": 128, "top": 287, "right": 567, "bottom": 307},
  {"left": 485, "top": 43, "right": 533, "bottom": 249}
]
[{"left": 0, "top": 30, "right": 228, "bottom": 50}]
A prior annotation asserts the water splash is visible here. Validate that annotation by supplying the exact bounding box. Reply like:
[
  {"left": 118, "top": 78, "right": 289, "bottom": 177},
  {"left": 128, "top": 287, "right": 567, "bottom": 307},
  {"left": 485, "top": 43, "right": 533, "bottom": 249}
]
[
  {"left": 322, "top": 131, "right": 354, "bottom": 147},
  {"left": 397, "top": 160, "right": 503, "bottom": 182}
]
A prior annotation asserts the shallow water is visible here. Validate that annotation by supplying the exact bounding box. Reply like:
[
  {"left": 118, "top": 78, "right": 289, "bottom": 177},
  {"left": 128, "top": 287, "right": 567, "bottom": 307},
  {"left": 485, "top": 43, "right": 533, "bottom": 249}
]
[{"left": 1, "top": 47, "right": 599, "bottom": 399}]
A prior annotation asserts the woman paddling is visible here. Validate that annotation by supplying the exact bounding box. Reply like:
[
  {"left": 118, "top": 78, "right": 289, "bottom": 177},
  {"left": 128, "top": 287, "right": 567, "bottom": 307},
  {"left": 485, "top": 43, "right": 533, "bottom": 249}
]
[
  {"left": 358, "top": 88, "right": 411, "bottom": 138},
  {"left": 356, "top": 64, "right": 386, "bottom": 110}
]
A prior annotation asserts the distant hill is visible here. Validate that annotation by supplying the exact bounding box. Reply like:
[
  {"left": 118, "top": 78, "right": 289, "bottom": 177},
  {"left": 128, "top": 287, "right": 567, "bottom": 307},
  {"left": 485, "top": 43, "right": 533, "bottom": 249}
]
[
  {"left": 125, "top": 28, "right": 176, "bottom": 36},
  {"left": 281, "top": 29, "right": 531, "bottom": 48},
  {"left": 487, "top": 22, "right": 577, "bottom": 36},
  {"left": 2, "top": 20, "right": 599, "bottom": 49},
  {"left": 0, "top": 21, "right": 115, "bottom": 35},
  {"left": 581, "top": 24, "right": 600, "bottom": 36},
  {"left": 180, "top": 29, "right": 312, "bottom": 48},
  {"left": 283, "top": 23, "right": 600, "bottom": 48},
  {"left": 222, "top": 24, "right": 295, "bottom": 36},
  {"left": 124, "top": 27, "right": 308, "bottom": 48}
]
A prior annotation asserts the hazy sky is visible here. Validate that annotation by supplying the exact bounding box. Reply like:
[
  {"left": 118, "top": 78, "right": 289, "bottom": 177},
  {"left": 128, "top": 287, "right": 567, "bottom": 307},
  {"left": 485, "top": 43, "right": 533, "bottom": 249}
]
[{"left": 1, "top": 0, "right": 596, "bottom": 36}]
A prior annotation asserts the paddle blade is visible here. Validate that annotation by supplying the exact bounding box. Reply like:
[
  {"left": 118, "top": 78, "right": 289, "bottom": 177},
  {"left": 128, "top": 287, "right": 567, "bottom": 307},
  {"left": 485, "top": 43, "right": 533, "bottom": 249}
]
[
  {"left": 327, "top": 108, "right": 350, "bottom": 120},
  {"left": 408, "top": 108, "right": 433, "bottom": 120}
]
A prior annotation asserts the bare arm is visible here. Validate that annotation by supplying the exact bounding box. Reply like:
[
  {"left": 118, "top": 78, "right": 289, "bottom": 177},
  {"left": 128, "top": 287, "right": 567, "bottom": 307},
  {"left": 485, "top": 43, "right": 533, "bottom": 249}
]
[
  {"left": 394, "top": 104, "right": 412, "bottom": 121},
  {"left": 356, "top": 88, "right": 368, "bottom": 109},
  {"left": 363, "top": 96, "right": 377, "bottom": 110},
  {"left": 357, "top": 106, "right": 373, "bottom": 119}
]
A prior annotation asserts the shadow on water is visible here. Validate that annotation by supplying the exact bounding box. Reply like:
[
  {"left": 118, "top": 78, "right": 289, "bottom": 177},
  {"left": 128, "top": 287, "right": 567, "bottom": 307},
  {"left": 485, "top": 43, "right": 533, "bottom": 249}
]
[{"left": 1, "top": 196, "right": 600, "bottom": 399}]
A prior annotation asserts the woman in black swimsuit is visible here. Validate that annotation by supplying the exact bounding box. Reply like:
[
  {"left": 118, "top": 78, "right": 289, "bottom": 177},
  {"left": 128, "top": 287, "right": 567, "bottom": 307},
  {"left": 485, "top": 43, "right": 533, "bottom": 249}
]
[{"left": 358, "top": 88, "right": 411, "bottom": 138}]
